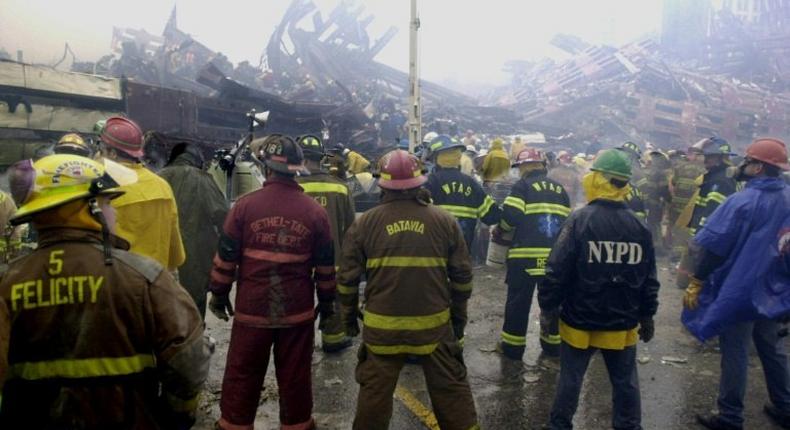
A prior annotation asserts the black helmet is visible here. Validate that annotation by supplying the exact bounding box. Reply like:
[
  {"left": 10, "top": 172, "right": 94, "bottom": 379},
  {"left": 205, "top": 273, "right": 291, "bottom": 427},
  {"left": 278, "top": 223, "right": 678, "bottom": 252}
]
[
  {"left": 297, "top": 134, "right": 325, "bottom": 161},
  {"left": 252, "top": 135, "right": 309, "bottom": 176}
]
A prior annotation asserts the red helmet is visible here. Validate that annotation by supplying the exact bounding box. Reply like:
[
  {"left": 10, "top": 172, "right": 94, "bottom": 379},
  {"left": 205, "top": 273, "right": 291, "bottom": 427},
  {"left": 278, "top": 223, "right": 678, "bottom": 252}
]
[
  {"left": 378, "top": 149, "right": 426, "bottom": 190},
  {"left": 512, "top": 148, "right": 545, "bottom": 167},
  {"left": 100, "top": 116, "right": 144, "bottom": 158},
  {"left": 746, "top": 138, "right": 790, "bottom": 171}
]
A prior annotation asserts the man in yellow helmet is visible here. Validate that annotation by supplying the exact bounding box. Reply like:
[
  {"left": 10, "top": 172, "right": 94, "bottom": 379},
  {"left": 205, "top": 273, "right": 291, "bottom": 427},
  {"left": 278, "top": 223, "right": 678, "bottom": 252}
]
[
  {"left": 0, "top": 154, "right": 210, "bottom": 429},
  {"left": 54, "top": 132, "right": 93, "bottom": 158}
]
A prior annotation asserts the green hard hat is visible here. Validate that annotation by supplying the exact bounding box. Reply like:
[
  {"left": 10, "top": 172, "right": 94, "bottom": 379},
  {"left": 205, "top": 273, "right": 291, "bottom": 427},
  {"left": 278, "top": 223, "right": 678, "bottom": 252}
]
[{"left": 591, "top": 149, "right": 632, "bottom": 180}]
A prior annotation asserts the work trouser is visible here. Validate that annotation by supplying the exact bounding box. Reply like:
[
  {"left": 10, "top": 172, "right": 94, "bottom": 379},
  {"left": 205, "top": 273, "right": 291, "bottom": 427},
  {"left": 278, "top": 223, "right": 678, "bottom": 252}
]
[
  {"left": 320, "top": 300, "right": 348, "bottom": 350},
  {"left": 218, "top": 322, "right": 315, "bottom": 430},
  {"left": 353, "top": 334, "right": 479, "bottom": 430},
  {"left": 716, "top": 319, "right": 790, "bottom": 427},
  {"left": 549, "top": 342, "right": 642, "bottom": 430},
  {"left": 501, "top": 261, "right": 560, "bottom": 359}
]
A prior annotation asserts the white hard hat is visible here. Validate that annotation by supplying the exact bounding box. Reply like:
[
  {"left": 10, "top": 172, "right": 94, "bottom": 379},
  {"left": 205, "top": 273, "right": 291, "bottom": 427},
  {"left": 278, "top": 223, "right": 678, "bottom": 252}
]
[{"left": 422, "top": 131, "right": 439, "bottom": 144}]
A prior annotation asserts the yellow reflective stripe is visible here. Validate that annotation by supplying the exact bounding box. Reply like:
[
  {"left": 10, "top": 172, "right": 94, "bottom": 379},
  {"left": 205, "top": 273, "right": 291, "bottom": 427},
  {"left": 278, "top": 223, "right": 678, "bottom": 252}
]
[
  {"left": 452, "top": 282, "right": 473, "bottom": 292},
  {"left": 507, "top": 247, "right": 551, "bottom": 259},
  {"left": 540, "top": 333, "right": 562, "bottom": 345},
  {"left": 500, "top": 219, "right": 514, "bottom": 232},
  {"left": 676, "top": 178, "right": 696, "bottom": 185},
  {"left": 300, "top": 182, "right": 348, "bottom": 195},
  {"left": 501, "top": 331, "right": 527, "bottom": 346},
  {"left": 634, "top": 211, "right": 647, "bottom": 220},
  {"left": 438, "top": 204, "right": 478, "bottom": 219},
  {"left": 367, "top": 343, "right": 438, "bottom": 355},
  {"left": 503, "top": 196, "right": 526, "bottom": 212},
  {"left": 8, "top": 354, "right": 156, "bottom": 380},
  {"left": 366, "top": 256, "right": 447, "bottom": 268},
  {"left": 523, "top": 203, "right": 570, "bottom": 216},
  {"left": 364, "top": 308, "right": 450, "bottom": 330},
  {"left": 337, "top": 284, "right": 358, "bottom": 295},
  {"left": 526, "top": 268, "right": 545, "bottom": 276},
  {"left": 707, "top": 192, "right": 727, "bottom": 204},
  {"left": 321, "top": 331, "right": 347, "bottom": 344},
  {"left": 477, "top": 196, "right": 496, "bottom": 217}
]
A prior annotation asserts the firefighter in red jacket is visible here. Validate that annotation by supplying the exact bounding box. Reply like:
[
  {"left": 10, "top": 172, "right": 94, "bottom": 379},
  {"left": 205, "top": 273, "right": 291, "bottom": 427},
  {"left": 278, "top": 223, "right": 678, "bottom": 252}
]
[{"left": 209, "top": 135, "right": 336, "bottom": 430}]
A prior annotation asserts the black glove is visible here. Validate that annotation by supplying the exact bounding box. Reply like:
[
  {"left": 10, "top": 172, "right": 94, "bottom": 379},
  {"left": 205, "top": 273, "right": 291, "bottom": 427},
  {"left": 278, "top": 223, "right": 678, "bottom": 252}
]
[
  {"left": 208, "top": 294, "right": 234, "bottom": 321},
  {"left": 315, "top": 301, "right": 335, "bottom": 331},
  {"left": 638, "top": 317, "right": 654, "bottom": 343},
  {"left": 451, "top": 317, "right": 466, "bottom": 341}
]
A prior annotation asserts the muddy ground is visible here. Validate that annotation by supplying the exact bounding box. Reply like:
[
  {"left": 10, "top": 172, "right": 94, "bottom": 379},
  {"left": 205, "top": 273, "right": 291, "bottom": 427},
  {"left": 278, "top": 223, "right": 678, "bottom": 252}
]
[{"left": 194, "top": 261, "right": 786, "bottom": 429}]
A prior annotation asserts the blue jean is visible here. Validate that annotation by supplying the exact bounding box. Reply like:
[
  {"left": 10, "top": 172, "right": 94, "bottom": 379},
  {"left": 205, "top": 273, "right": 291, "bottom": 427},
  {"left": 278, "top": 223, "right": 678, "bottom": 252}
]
[
  {"left": 717, "top": 319, "right": 790, "bottom": 426},
  {"left": 549, "top": 342, "right": 642, "bottom": 430}
]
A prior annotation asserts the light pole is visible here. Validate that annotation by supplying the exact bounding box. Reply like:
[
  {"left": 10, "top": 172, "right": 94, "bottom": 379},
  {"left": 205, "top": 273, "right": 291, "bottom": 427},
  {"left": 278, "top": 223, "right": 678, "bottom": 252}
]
[{"left": 408, "top": 0, "right": 422, "bottom": 153}]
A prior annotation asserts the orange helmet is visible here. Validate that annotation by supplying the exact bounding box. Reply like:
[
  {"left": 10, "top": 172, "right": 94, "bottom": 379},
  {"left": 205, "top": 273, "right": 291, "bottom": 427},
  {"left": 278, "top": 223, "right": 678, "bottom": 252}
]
[
  {"left": 746, "top": 138, "right": 790, "bottom": 171},
  {"left": 100, "top": 116, "right": 144, "bottom": 158}
]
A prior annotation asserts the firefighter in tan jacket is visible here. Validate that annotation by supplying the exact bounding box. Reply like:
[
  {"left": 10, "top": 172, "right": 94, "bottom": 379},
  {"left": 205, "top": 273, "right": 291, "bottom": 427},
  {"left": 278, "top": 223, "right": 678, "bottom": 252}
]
[
  {"left": 338, "top": 149, "right": 479, "bottom": 430},
  {"left": 0, "top": 154, "right": 210, "bottom": 429}
]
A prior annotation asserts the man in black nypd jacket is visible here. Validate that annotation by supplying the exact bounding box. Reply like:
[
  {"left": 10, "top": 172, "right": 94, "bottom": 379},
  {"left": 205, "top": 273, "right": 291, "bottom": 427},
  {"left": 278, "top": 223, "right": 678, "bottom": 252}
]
[
  {"left": 539, "top": 148, "right": 660, "bottom": 430},
  {"left": 424, "top": 134, "right": 501, "bottom": 250}
]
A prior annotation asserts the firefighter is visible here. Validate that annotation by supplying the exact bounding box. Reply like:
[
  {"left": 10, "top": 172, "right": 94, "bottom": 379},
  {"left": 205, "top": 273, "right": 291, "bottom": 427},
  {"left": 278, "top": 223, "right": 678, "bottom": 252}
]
[
  {"left": 96, "top": 116, "right": 186, "bottom": 272},
  {"left": 295, "top": 134, "right": 355, "bottom": 353},
  {"left": 159, "top": 143, "right": 229, "bottom": 318},
  {"left": 0, "top": 154, "right": 210, "bottom": 429},
  {"left": 617, "top": 144, "right": 648, "bottom": 221},
  {"left": 682, "top": 138, "right": 790, "bottom": 430},
  {"left": 677, "top": 137, "right": 738, "bottom": 289},
  {"left": 209, "top": 135, "right": 336, "bottom": 430},
  {"left": 338, "top": 149, "right": 479, "bottom": 430},
  {"left": 539, "top": 149, "right": 659, "bottom": 430},
  {"left": 641, "top": 150, "right": 672, "bottom": 253},
  {"left": 424, "top": 134, "right": 501, "bottom": 251},
  {"left": 482, "top": 138, "right": 511, "bottom": 183},
  {"left": 340, "top": 145, "right": 371, "bottom": 175},
  {"left": 496, "top": 148, "right": 571, "bottom": 359},
  {"left": 668, "top": 147, "right": 705, "bottom": 262},
  {"left": 54, "top": 132, "right": 93, "bottom": 158}
]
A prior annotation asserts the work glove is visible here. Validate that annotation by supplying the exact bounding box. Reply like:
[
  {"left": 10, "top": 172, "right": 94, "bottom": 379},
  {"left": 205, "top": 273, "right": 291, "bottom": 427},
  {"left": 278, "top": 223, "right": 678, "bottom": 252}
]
[
  {"left": 208, "top": 294, "right": 234, "bottom": 321},
  {"left": 315, "top": 301, "right": 335, "bottom": 331},
  {"left": 451, "top": 317, "right": 466, "bottom": 341},
  {"left": 683, "top": 276, "right": 704, "bottom": 310},
  {"left": 638, "top": 317, "right": 655, "bottom": 343}
]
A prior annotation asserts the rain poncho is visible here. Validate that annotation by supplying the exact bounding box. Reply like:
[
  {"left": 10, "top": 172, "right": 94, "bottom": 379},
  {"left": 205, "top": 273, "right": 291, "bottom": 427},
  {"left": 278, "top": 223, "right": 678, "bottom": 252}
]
[
  {"left": 482, "top": 139, "right": 510, "bottom": 182},
  {"left": 682, "top": 177, "right": 790, "bottom": 341},
  {"left": 159, "top": 150, "right": 228, "bottom": 317}
]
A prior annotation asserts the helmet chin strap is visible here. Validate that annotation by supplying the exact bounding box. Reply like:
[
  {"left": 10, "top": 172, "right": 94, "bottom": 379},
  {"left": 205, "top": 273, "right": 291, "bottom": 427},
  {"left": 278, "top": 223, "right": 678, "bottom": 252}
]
[{"left": 88, "top": 198, "right": 113, "bottom": 266}]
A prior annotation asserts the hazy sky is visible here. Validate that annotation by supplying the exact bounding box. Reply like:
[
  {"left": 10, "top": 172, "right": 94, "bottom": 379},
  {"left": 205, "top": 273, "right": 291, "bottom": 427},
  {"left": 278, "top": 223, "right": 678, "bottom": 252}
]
[{"left": 0, "top": 0, "right": 664, "bottom": 86}]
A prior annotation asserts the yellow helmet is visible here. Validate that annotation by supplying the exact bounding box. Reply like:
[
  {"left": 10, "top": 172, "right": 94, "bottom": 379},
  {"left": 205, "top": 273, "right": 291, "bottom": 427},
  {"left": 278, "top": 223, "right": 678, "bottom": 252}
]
[
  {"left": 55, "top": 132, "right": 92, "bottom": 157},
  {"left": 10, "top": 154, "right": 137, "bottom": 225}
]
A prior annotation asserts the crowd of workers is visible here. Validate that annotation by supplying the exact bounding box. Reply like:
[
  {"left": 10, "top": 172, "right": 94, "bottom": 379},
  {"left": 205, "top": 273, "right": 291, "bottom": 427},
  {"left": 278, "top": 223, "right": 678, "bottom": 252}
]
[{"left": 0, "top": 116, "right": 789, "bottom": 430}]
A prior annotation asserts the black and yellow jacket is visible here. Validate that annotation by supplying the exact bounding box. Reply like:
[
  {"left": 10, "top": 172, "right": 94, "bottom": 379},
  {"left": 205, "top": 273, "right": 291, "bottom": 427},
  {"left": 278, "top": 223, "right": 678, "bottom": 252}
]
[
  {"left": 337, "top": 190, "right": 473, "bottom": 355},
  {"left": 688, "top": 165, "right": 737, "bottom": 235},
  {"left": 500, "top": 170, "right": 571, "bottom": 276}
]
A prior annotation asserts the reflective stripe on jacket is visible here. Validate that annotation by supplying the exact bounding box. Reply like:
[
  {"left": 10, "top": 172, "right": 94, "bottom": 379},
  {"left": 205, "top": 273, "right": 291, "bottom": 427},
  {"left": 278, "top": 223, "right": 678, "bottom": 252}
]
[
  {"left": 687, "top": 165, "right": 737, "bottom": 235},
  {"left": 337, "top": 190, "right": 473, "bottom": 355},
  {"left": 296, "top": 172, "right": 356, "bottom": 267}
]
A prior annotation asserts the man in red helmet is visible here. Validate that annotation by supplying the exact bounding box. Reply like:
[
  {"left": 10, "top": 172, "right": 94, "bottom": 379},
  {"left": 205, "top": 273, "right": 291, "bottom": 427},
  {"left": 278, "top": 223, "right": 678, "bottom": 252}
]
[
  {"left": 209, "top": 135, "right": 336, "bottom": 430},
  {"left": 97, "top": 116, "right": 186, "bottom": 272},
  {"left": 496, "top": 148, "right": 571, "bottom": 359},
  {"left": 337, "top": 149, "right": 479, "bottom": 429},
  {"left": 682, "top": 138, "right": 790, "bottom": 430}
]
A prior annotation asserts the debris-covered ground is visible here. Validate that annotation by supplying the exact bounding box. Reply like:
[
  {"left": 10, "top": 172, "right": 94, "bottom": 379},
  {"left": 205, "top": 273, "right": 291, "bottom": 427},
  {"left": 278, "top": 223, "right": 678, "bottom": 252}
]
[{"left": 195, "top": 261, "right": 785, "bottom": 429}]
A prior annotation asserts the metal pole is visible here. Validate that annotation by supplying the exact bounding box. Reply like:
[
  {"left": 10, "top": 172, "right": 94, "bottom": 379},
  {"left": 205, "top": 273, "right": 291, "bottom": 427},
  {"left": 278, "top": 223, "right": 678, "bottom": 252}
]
[{"left": 408, "top": 0, "right": 421, "bottom": 153}]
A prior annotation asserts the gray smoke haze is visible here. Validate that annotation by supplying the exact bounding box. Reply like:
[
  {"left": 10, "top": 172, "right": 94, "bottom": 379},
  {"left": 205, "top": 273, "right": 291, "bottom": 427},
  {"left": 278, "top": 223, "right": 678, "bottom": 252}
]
[{"left": 0, "top": 0, "right": 663, "bottom": 87}]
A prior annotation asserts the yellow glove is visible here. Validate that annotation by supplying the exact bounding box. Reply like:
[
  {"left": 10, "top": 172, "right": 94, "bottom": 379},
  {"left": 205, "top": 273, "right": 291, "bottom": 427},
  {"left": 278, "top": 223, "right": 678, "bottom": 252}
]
[{"left": 683, "top": 277, "right": 704, "bottom": 310}]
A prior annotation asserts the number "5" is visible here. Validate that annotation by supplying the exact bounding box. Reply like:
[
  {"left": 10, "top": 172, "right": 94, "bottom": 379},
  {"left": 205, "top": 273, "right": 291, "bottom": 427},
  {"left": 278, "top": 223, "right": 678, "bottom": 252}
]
[{"left": 48, "top": 250, "right": 64, "bottom": 276}]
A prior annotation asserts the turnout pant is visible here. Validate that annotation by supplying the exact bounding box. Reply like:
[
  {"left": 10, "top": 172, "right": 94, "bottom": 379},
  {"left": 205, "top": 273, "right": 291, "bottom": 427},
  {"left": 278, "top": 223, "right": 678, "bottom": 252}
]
[
  {"left": 353, "top": 335, "right": 479, "bottom": 430},
  {"left": 549, "top": 342, "right": 642, "bottom": 430},
  {"left": 501, "top": 262, "right": 560, "bottom": 359},
  {"left": 218, "top": 321, "right": 315, "bottom": 430},
  {"left": 716, "top": 319, "right": 790, "bottom": 427},
  {"left": 320, "top": 300, "right": 348, "bottom": 349}
]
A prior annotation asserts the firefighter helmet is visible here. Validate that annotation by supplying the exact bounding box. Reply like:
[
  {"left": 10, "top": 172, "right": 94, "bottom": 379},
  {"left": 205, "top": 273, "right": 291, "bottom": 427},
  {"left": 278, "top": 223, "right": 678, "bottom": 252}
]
[
  {"left": 9, "top": 154, "right": 137, "bottom": 225},
  {"left": 100, "top": 116, "right": 144, "bottom": 158},
  {"left": 620, "top": 141, "right": 642, "bottom": 159},
  {"left": 746, "top": 138, "right": 790, "bottom": 171},
  {"left": 512, "top": 148, "right": 546, "bottom": 167},
  {"left": 55, "top": 133, "right": 92, "bottom": 157},
  {"left": 378, "top": 149, "right": 426, "bottom": 190},
  {"left": 429, "top": 135, "right": 465, "bottom": 154},
  {"left": 591, "top": 149, "right": 632, "bottom": 180},
  {"left": 297, "top": 134, "right": 325, "bottom": 160},
  {"left": 693, "top": 137, "right": 735, "bottom": 156},
  {"left": 253, "top": 135, "right": 310, "bottom": 176}
]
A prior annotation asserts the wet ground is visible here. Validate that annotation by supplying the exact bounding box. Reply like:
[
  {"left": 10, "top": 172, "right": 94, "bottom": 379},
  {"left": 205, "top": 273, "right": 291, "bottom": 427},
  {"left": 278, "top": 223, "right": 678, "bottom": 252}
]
[{"left": 195, "top": 261, "right": 786, "bottom": 429}]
